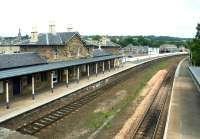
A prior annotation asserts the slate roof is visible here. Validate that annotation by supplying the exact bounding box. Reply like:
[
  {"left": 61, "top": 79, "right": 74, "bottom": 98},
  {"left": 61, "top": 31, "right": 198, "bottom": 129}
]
[
  {"left": 91, "top": 49, "right": 113, "bottom": 57},
  {"left": 125, "top": 44, "right": 135, "bottom": 48},
  {"left": 21, "top": 32, "right": 79, "bottom": 46},
  {"left": 0, "top": 55, "right": 122, "bottom": 80},
  {"left": 85, "top": 40, "right": 121, "bottom": 48},
  {"left": 101, "top": 41, "right": 121, "bottom": 48},
  {"left": 0, "top": 52, "right": 47, "bottom": 70}
]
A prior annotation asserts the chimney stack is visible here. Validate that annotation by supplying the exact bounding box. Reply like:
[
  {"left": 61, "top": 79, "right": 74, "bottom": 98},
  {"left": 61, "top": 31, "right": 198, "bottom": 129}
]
[
  {"left": 102, "top": 36, "right": 107, "bottom": 46},
  {"left": 49, "top": 21, "right": 56, "bottom": 34},
  {"left": 31, "top": 26, "right": 38, "bottom": 43},
  {"left": 67, "top": 24, "right": 73, "bottom": 32},
  {"left": 98, "top": 41, "right": 101, "bottom": 50}
]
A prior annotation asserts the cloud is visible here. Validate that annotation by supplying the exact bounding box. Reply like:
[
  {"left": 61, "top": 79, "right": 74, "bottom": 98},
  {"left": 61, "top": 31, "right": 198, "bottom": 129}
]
[{"left": 0, "top": 0, "right": 198, "bottom": 37}]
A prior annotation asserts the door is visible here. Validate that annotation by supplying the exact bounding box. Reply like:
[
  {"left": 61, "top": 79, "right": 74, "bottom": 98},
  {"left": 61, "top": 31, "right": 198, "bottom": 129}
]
[{"left": 13, "top": 78, "right": 21, "bottom": 96}]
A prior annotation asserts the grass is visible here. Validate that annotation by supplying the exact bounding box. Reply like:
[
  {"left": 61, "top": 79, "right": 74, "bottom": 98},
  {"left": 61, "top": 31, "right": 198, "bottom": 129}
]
[
  {"left": 85, "top": 59, "right": 172, "bottom": 131},
  {"left": 86, "top": 111, "right": 114, "bottom": 130}
]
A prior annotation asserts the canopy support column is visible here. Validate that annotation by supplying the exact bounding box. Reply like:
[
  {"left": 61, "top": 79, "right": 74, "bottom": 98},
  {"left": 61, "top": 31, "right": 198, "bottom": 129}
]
[
  {"left": 95, "top": 63, "right": 98, "bottom": 77},
  {"left": 6, "top": 81, "right": 9, "bottom": 109},
  {"left": 66, "top": 69, "right": 69, "bottom": 87},
  {"left": 108, "top": 61, "right": 111, "bottom": 72},
  {"left": 32, "top": 75, "right": 35, "bottom": 100},
  {"left": 114, "top": 59, "right": 116, "bottom": 70},
  {"left": 103, "top": 61, "right": 105, "bottom": 74},
  {"left": 51, "top": 71, "right": 54, "bottom": 93},
  {"left": 77, "top": 66, "right": 80, "bottom": 83},
  {"left": 87, "top": 64, "right": 90, "bottom": 80}
]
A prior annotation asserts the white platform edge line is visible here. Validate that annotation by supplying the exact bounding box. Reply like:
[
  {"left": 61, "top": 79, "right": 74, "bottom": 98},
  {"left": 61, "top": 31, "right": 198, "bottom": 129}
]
[{"left": 163, "top": 57, "right": 188, "bottom": 139}]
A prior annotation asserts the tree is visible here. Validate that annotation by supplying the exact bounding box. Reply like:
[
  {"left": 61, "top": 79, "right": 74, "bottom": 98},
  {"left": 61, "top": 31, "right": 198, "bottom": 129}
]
[
  {"left": 92, "top": 35, "right": 102, "bottom": 42},
  {"left": 191, "top": 23, "right": 200, "bottom": 66},
  {"left": 195, "top": 23, "right": 200, "bottom": 39}
]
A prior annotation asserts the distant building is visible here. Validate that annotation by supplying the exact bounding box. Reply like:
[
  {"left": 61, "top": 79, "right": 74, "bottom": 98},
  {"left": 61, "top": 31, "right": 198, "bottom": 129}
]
[
  {"left": 90, "top": 48, "right": 113, "bottom": 58},
  {"left": 148, "top": 47, "right": 160, "bottom": 55},
  {"left": 123, "top": 44, "right": 148, "bottom": 56},
  {"left": 0, "top": 45, "right": 20, "bottom": 54},
  {"left": 20, "top": 24, "right": 89, "bottom": 62},
  {"left": 159, "top": 44, "right": 179, "bottom": 53},
  {"left": 0, "top": 29, "right": 29, "bottom": 45},
  {"left": 85, "top": 37, "right": 121, "bottom": 54},
  {"left": 178, "top": 46, "right": 188, "bottom": 52}
]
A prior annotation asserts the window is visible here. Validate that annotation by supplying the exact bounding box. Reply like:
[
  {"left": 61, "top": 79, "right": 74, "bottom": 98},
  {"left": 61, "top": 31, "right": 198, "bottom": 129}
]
[
  {"left": 0, "top": 81, "right": 4, "bottom": 94},
  {"left": 53, "top": 48, "right": 58, "bottom": 60}
]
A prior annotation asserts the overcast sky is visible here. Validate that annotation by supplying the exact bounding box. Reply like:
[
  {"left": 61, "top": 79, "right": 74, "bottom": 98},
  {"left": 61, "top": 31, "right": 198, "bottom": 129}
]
[{"left": 0, "top": 0, "right": 199, "bottom": 38}]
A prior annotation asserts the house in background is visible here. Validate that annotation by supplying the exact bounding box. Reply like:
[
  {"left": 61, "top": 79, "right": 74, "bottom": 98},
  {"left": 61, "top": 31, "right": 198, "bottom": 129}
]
[
  {"left": 122, "top": 44, "right": 149, "bottom": 57},
  {"left": 159, "top": 44, "right": 179, "bottom": 53},
  {"left": 0, "top": 29, "right": 27, "bottom": 54},
  {"left": 85, "top": 37, "right": 121, "bottom": 55},
  {"left": 0, "top": 45, "right": 20, "bottom": 54},
  {"left": 20, "top": 24, "right": 89, "bottom": 62}
]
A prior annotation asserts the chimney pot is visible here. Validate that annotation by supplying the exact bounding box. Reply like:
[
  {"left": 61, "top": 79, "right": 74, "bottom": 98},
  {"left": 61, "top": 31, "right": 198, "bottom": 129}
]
[
  {"left": 67, "top": 24, "right": 73, "bottom": 32},
  {"left": 49, "top": 21, "right": 56, "bottom": 34},
  {"left": 31, "top": 26, "right": 38, "bottom": 43}
]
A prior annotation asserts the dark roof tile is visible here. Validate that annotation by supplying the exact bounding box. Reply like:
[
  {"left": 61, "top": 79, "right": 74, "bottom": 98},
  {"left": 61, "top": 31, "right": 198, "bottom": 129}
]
[
  {"left": 0, "top": 52, "right": 47, "bottom": 70},
  {"left": 21, "top": 32, "right": 79, "bottom": 46}
]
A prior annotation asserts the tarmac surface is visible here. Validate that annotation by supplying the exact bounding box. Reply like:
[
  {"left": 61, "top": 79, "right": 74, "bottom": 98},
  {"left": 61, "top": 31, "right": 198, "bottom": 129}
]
[
  {"left": 164, "top": 59, "right": 200, "bottom": 139},
  {"left": 0, "top": 127, "right": 37, "bottom": 139}
]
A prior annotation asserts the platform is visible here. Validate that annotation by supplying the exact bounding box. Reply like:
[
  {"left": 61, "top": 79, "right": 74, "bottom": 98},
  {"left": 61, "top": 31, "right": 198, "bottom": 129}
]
[
  {"left": 189, "top": 66, "right": 200, "bottom": 91},
  {"left": 164, "top": 58, "right": 200, "bottom": 139},
  {"left": 0, "top": 127, "right": 36, "bottom": 139},
  {"left": 0, "top": 53, "right": 185, "bottom": 123}
]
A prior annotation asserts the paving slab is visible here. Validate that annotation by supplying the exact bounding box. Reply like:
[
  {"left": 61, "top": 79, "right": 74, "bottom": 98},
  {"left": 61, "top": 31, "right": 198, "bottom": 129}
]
[
  {"left": 0, "top": 127, "right": 37, "bottom": 139},
  {"left": 164, "top": 59, "right": 200, "bottom": 139}
]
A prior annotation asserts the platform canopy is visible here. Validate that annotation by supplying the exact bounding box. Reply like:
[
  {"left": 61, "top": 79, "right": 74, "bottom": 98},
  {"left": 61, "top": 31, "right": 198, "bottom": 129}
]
[{"left": 0, "top": 55, "right": 122, "bottom": 80}]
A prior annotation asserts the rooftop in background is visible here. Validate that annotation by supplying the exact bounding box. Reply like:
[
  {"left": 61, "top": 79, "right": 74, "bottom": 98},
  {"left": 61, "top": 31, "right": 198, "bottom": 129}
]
[
  {"left": 91, "top": 49, "right": 113, "bottom": 57},
  {"left": 0, "top": 52, "right": 47, "bottom": 70},
  {"left": 0, "top": 35, "right": 29, "bottom": 45},
  {"left": 123, "top": 44, "right": 149, "bottom": 50},
  {"left": 84, "top": 38, "right": 121, "bottom": 48},
  {"left": 160, "top": 44, "right": 178, "bottom": 49},
  {"left": 20, "top": 32, "right": 80, "bottom": 46}
]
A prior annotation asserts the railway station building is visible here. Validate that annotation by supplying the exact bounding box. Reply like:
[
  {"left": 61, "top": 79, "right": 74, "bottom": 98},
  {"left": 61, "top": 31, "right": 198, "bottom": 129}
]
[
  {"left": 20, "top": 24, "right": 89, "bottom": 62},
  {"left": 0, "top": 52, "right": 123, "bottom": 109}
]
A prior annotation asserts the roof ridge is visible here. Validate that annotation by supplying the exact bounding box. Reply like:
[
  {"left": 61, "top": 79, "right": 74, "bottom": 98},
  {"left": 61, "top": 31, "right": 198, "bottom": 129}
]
[
  {"left": 46, "top": 34, "right": 49, "bottom": 45},
  {"left": 58, "top": 33, "right": 63, "bottom": 44}
]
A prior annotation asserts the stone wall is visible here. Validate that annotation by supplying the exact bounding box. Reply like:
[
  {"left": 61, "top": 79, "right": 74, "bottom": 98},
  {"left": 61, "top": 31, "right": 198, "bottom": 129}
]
[
  {"left": 59, "top": 35, "right": 89, "bottom": 59},
  {"left": 0, "top": 46, "right": 20, "bottom": 53},
  {"left": 21, "top": 35, "right": 89, "bottom": 62},
  {"left": 87, "top": 47, "right": 120, "bottom": 55},
  {"left": 0, "top": 59, "right": 115, "bottom": 103},
  {"left": 21, "top": 46, "right": 54, "bottom": 61}
]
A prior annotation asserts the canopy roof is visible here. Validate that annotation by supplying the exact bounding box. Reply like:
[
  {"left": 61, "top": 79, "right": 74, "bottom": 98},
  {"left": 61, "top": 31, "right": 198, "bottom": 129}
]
[{"left": 0, "top": 55, "right": 122, "bottom": 80}]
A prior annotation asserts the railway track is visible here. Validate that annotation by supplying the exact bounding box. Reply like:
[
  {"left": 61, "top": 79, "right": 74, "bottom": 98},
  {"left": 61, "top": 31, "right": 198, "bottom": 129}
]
[
  {"left": 3, "top": 56, "right": 183, "bottom": 137},
  {"left": 131, "top": 66, "right": 175, "bottom": 139},
  {"left": 16, "top": 89, "right": 103, "bottom": 135}
]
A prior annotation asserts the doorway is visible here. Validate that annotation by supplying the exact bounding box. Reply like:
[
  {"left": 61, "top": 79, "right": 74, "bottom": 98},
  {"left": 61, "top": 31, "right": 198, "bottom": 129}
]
[{"left": 13, "top": 78, "right": 21, "bottom": 96}]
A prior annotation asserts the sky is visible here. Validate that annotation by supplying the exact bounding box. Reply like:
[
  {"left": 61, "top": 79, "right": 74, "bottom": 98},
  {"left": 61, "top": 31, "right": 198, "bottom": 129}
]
[{"left": 0, "top": 0, "right": 199, "bottom": 38}]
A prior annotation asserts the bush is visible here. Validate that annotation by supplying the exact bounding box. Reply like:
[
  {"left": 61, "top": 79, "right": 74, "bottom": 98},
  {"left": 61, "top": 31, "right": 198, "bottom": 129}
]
[{"left": 191, "top": 23, "right": 200, "bottom": 66}]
